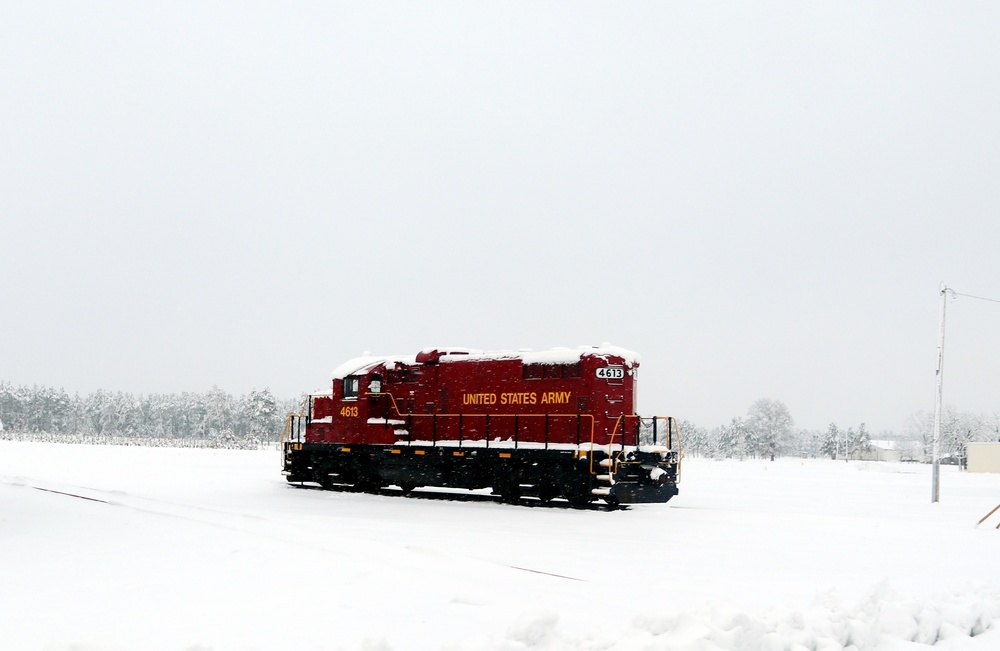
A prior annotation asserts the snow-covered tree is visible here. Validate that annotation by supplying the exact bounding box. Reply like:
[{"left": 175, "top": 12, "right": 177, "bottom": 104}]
[
  {"left": 205, "top": 386, "right": 235, "bottom": 439},
  {"left": 820, "top": 423, "right": 840, "bottom": 459},
  {"left": 746, "top": 398, "right": 794, "bottom": 459},
  {"left": 50, "top": 388, "right": 73, "bottom": 434},
  {"left": 796, "top": 428, "right": 823, "bottom": 458},
  {"left": 942, "top": 409, "right": 986, "bottom": 467},
  {"left": 677, "top": 419, "right": 713, "bottom": 457},
  {"left": 849, "top": 423, "right": 872, "bottom": 459},
  {"left": 986, "top": 412, "right": 1000, "bottom": 442},
  {"left": 114, "top": 392, "right": 142, "bottom": 437},
  {"left": 244, "top": 388, "right": 280, "bottom": 443},
  {"left": 717, "top": 416, "right": 749, "bottom": 459},
  {"left": 903, "top": 411, "right": 933, "bottom": 459}
]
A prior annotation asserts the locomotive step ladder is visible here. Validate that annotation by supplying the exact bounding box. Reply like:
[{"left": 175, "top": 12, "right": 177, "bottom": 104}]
[{"left": 590, "top": 454, "right": 615, "bottom": 497}]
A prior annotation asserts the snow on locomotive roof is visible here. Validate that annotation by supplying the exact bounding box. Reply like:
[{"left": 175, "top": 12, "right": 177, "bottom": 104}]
[
  {"left": 331, "top": 354, "right": 418, "bottom": 379},
  {"left": 331, "top": 345, "right": 638, "bottom": 379},
  {"left": 437, "top": 344, "right": 639, "bottom": 366}
]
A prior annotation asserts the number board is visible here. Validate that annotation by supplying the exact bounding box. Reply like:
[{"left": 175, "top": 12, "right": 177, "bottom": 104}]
[{"left": 596, "top": 366, "right": 624, "bottom": 380}]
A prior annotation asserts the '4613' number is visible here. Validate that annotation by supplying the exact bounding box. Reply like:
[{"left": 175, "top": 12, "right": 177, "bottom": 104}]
[
  {"left": 340, "top": 405, "right": 359, "bottom": 417},
  {"left": 596, "top": 366, "right": 625, "bottom": 380}
]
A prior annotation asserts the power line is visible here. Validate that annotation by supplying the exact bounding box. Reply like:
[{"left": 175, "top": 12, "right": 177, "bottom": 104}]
[{"left": 946, "top": 289, "right": 1000, "bottom": 305}]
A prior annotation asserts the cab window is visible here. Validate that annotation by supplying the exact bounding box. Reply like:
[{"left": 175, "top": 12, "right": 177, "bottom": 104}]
[{"left": 343, "top": 377, "right": 360, "bottom": 399}]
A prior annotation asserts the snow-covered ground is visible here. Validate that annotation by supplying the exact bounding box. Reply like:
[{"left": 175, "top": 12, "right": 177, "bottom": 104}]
[{"left": 2, "top": 442, "right": 999, "bottom": 651}]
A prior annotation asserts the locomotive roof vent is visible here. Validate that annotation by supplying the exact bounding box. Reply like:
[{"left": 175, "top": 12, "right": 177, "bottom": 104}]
[{"left": 415, "top": 347, "right": 473, "bottom": 364}]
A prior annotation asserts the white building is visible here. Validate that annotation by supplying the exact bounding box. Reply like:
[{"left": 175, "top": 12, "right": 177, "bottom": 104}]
[
  {"left": 860, "top": 440, "right": 903, "bottom": 463},
  {"left": 967, "top": 442, "right": 1000, "bottom": 474}
]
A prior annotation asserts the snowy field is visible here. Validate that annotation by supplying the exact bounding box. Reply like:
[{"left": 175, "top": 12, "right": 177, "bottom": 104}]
[{"left": 2, "top": 442, "right": 999, "bottom": 651}]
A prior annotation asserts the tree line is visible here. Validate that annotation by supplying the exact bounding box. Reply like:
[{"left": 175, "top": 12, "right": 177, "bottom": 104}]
[
  {"left": 898, "top": 407, "right": 1000, "bottom": 465},
  {"left": 678, "top": 398, "right": 1000, "bottom": 463},
  {"left": 680, "top": 398, "right": 799, "bottom": 460},
  {"left": 0, "top": 381, "right": 300, "bottom": 448}
]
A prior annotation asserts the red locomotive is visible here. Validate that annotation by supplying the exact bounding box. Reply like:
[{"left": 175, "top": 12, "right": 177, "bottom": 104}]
[{"left": 282, "top": 345, "right": 681, "bottom": 506}]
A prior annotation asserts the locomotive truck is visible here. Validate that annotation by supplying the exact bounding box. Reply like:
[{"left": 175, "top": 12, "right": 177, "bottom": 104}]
[{"left": 281, "top": 345, "right": 681, "bottom": 506}]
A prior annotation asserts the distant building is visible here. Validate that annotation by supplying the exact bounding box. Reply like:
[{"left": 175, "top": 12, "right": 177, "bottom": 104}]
[
  {"left": 860, "top": 440, "right": 903, "bottom": 463},
  {"left": 967, "top": 442, "right": 1000, "bottom": 474}
]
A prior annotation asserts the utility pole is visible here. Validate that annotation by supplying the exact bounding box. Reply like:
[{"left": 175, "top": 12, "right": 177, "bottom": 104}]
[
  {"left": 930, "top": 284, "right": 1000, "bottom": 502},
  {"left": 932, "top": 283, "right": 949, "bottom": 503}
]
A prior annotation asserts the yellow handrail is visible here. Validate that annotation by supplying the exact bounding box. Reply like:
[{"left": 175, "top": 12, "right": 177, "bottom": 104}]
[
  {"left": 671, "top": 416, "right": 683, "bottom": 485},
  {"left": 280, "top": 413, "right": 301, "bottom": 446}
]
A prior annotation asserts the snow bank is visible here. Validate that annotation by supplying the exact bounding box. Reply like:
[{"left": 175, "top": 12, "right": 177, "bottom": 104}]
[
  {"left": 632, "top": 584, "right": 999, "bottom": 651},
  {"left": 455, "top": 584, "right": 1000, "bottom": 650}
]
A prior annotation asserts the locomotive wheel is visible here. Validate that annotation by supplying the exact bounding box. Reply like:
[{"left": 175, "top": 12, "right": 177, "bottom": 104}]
[
  {"left": 564, "top": 468, "right": 592, "bottom": 508},
  {"left": 399, "top": 481, "right": 418, "bottom": 496},
  {"left": 354, "top": 472, "right": 384, "bottom": 494},
  {"left": 317, "top": 469, "right": 336, "bottom": 490},
  {"left": 566, "top": 479, "right": 592, "bottom": 508},
  {"left": 493, "top": 476, "right": 521, "bottom": 504},
  {"left": 492, "top": 466, "right": 523, "bottom": 504},
  {"left": 500, "top": 486, "right": 521, "bottom": 504},
  {"left": 538, "top": 482, "right": 559, "bottom": 503}
]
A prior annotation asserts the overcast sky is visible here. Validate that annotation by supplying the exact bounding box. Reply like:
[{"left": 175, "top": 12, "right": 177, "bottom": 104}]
[{"left": 2, "top": 2, "right": 998, "bottom": 433}]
